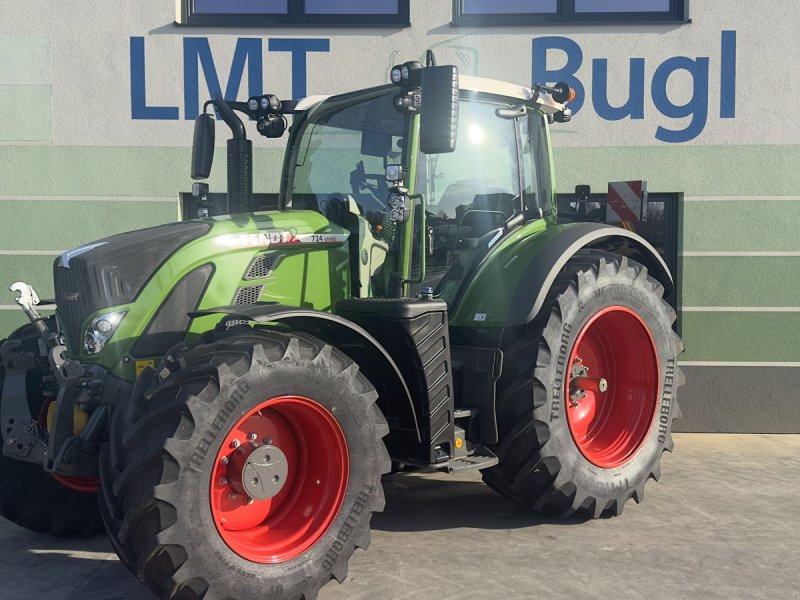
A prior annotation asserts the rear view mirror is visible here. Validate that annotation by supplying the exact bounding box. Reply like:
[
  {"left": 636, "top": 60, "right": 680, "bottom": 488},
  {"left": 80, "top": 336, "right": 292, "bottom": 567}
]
[
  {"left": 191, "top": 113, "right": 215, "bottom": 180},
  {"left": 420, "top": 66, "right": 459, "bottom": 154}
]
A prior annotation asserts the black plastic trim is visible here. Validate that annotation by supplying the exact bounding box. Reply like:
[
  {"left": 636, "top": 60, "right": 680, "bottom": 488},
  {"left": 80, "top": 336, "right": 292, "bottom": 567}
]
[{"left": 130, "top": 264, "right": 214, "bottom": 358}]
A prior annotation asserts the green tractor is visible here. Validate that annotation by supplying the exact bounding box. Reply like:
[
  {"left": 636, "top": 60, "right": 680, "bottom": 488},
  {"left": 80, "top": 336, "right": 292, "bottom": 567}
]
[{"left": 0, "top": 56, "right": 682, "bottom": 599}]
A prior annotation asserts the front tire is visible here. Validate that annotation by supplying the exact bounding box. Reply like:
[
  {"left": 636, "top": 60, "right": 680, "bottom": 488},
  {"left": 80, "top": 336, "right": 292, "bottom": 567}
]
[
  {"left": 99, "top": 329, "right": 390, "bottom": 600},
  {"left": 483, "top": 251, "right": 684, "bottom": 517}
]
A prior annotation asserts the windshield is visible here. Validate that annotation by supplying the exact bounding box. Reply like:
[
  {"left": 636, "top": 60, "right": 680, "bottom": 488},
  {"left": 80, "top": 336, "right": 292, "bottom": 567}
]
[{"left": 285, "top": 89, "right": 405, "bottom": 221}]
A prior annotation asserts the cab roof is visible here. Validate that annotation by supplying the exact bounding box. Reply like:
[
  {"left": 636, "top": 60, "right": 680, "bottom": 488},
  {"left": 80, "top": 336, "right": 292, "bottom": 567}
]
[{"left": 294, "top": 73, "right": 564, "bottom": 114}]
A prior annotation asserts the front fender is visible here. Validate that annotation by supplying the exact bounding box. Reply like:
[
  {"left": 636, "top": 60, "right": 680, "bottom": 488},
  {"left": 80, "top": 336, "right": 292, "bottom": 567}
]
[
  {"left": 450, "top": 222, "right": 673, "bottom": 328},
  {"left": 189, "top": 304, "right": 422, "bottom": 450}
]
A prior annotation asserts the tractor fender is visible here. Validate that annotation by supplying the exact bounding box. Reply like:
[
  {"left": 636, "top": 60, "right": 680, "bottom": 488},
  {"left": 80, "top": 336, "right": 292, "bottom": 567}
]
[
  {"left": 506, "top": 222, "right": 673, "bottom": 326},
  {"left": 189, "top": 304, "right": 421, "bottom": 443}
]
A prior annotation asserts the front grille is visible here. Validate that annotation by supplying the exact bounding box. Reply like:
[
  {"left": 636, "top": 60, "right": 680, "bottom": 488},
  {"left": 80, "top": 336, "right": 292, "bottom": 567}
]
[
  {"left": 53, "top": 221, "right": 210, "bottom": 352},
  {"left": 245, "top": 253, "right": 281, "bottom": 280},
  {"left": 233, "top": 285, "right": 264, "bottom": 305}
]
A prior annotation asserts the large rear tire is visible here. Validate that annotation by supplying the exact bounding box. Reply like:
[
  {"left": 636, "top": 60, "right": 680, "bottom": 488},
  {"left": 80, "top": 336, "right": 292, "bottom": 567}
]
[
  {"left": 482, "top": 251, "right": 683, "bottom": 517},
  {"left": 99, "top": 329, "right": 390, "bottom": 600},
  {"left": 0, "top": 320, "right": 104, "bottom": 537}
]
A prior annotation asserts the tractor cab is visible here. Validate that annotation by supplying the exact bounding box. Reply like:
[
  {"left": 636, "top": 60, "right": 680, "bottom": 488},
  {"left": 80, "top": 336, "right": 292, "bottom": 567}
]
[{"left": 189, "top": 58, "right": 573, "bottom": 306}]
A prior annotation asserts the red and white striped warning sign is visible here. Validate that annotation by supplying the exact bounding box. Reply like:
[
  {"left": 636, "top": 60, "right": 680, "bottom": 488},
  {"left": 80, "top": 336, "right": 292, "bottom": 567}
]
[{"left": 606, "top": 180, "right": 648, "bottom": 223}]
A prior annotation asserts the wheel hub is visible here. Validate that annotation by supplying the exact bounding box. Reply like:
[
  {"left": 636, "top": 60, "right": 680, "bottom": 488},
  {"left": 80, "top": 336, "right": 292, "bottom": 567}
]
[{"left": 227, "top": 442, "right": 288, "bottom": 501}]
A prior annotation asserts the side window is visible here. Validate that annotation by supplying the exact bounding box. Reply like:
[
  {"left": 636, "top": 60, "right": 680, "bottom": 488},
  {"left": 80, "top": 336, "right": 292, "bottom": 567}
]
[
  {"left": 519, "top": 112, "right": 552, "bottom": 215},
  {"left": 421, "top": 99, "right": 520, "bottom": 224}
]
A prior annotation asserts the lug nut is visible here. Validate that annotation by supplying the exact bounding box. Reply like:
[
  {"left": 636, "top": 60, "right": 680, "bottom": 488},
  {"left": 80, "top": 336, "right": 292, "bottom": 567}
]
[
  {"left": 228, "top": 492, "right": 239, "bottom": 501},
  {"left": 231, "top": 439, "right": 240, "bottom": 448},
  {"left": 248, "top": 432, "right": 257, "bottom": 441},
  {"left": 264, "top": 437, "right": 272, "bottom": 445},
  {"left": 220, "top": 456, "right": 229, "bottom": 465},
  {"left": 246, "top": 498, "right": 254, "bottom": 505},
  {"left": 219, "top": 477, "right": 228, "bottom": 486}
]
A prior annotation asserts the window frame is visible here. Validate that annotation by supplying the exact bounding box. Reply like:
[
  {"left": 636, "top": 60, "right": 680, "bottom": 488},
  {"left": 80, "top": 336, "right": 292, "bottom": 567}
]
[
  {"left": 452, "top": 0, "right": 688, "bottom": 26},
  {"left": 177, "top": 0, "right": 410, "bottom": 27}
]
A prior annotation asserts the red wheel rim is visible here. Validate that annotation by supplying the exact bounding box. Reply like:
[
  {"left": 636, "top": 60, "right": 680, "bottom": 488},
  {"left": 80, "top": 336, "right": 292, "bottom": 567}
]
[
  {"left": 52, "top": 474, "right": 100, "bottom": 494},
  {"left": 565, "top": 306, "right": 659, "bottom": 468},
  {"left": 210, "top": 396, "right": 349, "bottom": 564},
  {"left": 36, "top": 399, "right": 100, "bottom": 494}
]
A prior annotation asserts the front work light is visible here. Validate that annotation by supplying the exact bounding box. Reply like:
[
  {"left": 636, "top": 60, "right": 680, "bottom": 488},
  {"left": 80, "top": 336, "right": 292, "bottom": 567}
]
[
  {"left": 385, "top": 164, "right": 406, "bottom": 183},
  {"left": 390, "top": 61, "right": 422, "bottom": 86},
  {"left": 390, "top": 66, "right": 403, "bottom": 84},
  {"left": 84, "top": 310, "right": 126, "bottom": 355}
]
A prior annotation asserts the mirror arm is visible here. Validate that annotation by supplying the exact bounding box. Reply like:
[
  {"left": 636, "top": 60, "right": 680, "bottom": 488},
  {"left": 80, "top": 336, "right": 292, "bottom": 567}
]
[{"left": 214, "top": 95, "right": 246, "bottom": 140}]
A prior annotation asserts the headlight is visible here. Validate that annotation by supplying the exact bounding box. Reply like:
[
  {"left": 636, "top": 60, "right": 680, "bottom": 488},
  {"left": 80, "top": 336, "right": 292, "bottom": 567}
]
[{"left": 84, "top": 310, "right": 126, "bottom": 355}]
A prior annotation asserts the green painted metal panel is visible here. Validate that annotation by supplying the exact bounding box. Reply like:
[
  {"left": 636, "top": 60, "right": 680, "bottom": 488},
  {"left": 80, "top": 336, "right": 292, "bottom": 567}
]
[
  {"left": 0, "top": 35, "right": 50, "bottom": 85},
  {"left": 683, "top": 256, "right": 800, "bottom": 307},
  {"left": 449, "top": 219, "right": 552, "bottom": 327},
  {"left": 554, "top": 145, "right": 800, "bottom": 196},
  {"left": 683, "top": 200, "right": 800, "bottom": 252},
  {"left": 0, "top": 87, "right": 52, "bottom": 141},
  {"left": 0, "top": 200, "right": 177, "bottom": 251},
  {"left": 681, "top": 311, "right": 800, "bottom": 362}
]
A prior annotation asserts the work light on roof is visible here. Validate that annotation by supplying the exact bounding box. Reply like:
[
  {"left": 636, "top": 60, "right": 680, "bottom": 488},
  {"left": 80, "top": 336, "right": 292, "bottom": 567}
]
[
  {"left": 390, "top": 66, "right": 403, "bottom": 84},
  {"left": 390, "top": 61, "right": 422, "bottom": 86}
]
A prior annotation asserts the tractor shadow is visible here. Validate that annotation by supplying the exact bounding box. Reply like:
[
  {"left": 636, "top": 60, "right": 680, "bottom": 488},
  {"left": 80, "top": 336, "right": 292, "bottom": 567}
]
[
  {"left": 0, "top": 521, "right": 155, "bottom": 600},
  {"left": 373, "top": 472, "right": 590, "bottom": 533},
  {"left": 2, "top": 474, "right": 588, "bottom": 600}
]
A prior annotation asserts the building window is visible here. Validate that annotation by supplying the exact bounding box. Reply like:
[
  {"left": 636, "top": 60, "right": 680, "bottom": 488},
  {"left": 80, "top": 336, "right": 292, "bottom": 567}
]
[
  {"left": 178, "top": 0, "right": 410, "bottom": 27},
  {"left": 454, "top": 0, "right": 687, "bottom": 25}
]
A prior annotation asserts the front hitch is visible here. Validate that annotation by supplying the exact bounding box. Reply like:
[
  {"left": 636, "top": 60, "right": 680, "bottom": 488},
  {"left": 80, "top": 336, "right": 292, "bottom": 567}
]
[{"left": 10, "top": 282, "right": 51, "bottom": 337}]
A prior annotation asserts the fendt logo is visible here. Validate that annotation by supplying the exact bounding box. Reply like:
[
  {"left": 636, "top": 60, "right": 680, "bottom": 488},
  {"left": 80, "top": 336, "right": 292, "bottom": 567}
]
[{"left": 533, "top": 31, "right": 737, "bottom": 143}]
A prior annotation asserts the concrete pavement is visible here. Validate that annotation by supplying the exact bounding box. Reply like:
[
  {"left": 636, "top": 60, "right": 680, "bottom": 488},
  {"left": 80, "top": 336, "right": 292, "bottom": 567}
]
[{"left": 1, "top": 434, "right": 798, "bottom": 600}]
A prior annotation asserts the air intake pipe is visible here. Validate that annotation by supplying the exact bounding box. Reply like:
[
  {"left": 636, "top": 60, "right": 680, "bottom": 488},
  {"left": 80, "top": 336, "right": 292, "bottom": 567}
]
[{"left": 214, "top": 95, "right": 253, "bottom": 215}]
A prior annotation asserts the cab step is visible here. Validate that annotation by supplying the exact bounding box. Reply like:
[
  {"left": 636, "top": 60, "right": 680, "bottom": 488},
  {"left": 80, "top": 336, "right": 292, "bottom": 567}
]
[{"left": 398, "top": 445, "right": 498, "bottom": 474}]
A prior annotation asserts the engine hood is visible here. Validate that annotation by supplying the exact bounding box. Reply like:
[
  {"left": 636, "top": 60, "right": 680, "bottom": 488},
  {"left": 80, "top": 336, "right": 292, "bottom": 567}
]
[{"left": 53, "top": 210, "right": 346, "bottom": 355}]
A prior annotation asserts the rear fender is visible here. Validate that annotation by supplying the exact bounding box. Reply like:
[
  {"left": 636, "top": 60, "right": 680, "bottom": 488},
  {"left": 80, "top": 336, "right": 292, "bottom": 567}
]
[{"left": 451, "top": 222, "right": 672, "bottom": 328}]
